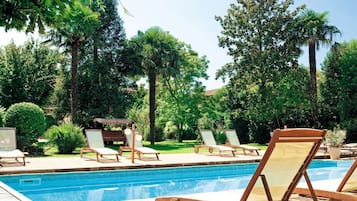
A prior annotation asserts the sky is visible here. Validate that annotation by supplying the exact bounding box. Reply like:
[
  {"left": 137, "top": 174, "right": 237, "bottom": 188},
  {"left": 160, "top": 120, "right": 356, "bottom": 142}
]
[{"left": 1, "top": 0, "right": 356, "bottom": 90}]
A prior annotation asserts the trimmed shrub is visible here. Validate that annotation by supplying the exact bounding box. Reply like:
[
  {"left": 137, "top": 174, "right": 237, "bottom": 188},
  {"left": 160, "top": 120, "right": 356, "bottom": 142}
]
[
  {"left": 5, "top": 102, "right": 46, "bottom": 150},
  {"left": 45, "top": 123, "right": 85, "bottom": 154}
]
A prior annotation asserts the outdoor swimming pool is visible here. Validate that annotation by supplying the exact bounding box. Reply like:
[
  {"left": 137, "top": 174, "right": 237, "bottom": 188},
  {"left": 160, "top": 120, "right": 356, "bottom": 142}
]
[{"left": 0, "top": 159, "right": 353, "bottom": 201}]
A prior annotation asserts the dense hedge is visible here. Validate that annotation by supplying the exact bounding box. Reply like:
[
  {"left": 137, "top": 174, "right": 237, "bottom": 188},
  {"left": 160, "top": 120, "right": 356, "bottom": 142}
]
[{"left": 5, "top": 102, "right": 46, "bottom": 150}]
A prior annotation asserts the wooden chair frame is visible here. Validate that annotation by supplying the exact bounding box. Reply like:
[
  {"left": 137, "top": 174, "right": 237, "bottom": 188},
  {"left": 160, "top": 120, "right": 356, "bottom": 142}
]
[
  {"left": 294, "top": 159, "right": 357, "bottom": 201},
  {"left": 240, "top": 128, "right": 327, "bottom": 201}
]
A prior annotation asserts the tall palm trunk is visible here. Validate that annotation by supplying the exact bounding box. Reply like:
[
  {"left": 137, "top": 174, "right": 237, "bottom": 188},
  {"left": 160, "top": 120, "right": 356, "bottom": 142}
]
[
  {"left": 71, "top": 37, "right": 80, "bottom": 123},
  {"left": 308, "top": 40, "right": 318, "bottom": 127},
  {"left": 148, "top": 70, "right": 156, "bottom": 145}
]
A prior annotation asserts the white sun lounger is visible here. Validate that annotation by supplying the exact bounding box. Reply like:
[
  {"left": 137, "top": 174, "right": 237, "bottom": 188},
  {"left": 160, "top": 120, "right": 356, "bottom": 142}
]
[
  {"left": 0, "top": 127, "right": 26, "bottom": 166},
  {"left": 194, "top": 130, "right": 236, "bottom": 156},
  {"left": 224, "top": 129, "right": 260, "bottom": 155},
  {"left": 123, "top": 129, "right": 160, "bottom": 160},
  {"left": 80, "top": 129, "right": 120, "bottom": 162}
]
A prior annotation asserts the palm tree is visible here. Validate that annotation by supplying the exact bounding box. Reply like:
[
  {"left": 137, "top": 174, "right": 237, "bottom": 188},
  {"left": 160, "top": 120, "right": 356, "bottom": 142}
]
[
  {"left": 129, "top": 27, "right": 180, "bottom": 144},
  {"left": 296, "top": 9, "right": 340, "bottom": 127},
  {"left": 44, "top": 1, "right": 101, "bottom": 123}
]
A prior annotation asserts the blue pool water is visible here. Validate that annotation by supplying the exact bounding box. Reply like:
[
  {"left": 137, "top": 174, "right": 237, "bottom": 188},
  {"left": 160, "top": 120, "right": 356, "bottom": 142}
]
[{"left": 0, "top": 160, "right": 353, "bottom": 201}]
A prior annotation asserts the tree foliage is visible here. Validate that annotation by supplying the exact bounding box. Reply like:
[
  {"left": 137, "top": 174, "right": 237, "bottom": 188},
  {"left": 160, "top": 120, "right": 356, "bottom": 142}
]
[
  {"left": 321, "top": 40, "right": 357, "bottom": 141},
  {"left": 199, "top": 88, "right": 235, "bottom": 142},
  {"left": 76, "top": 0, "right": 133, "bottom": 126},
  {"left": 44, "top": 0, "right": 102, "bottom": 123},
  {"left": 296, "top": 9, "right": 340, "bottom": 127},
  {"left": 157, "top": 44, "right": 209, "bottom": 142},
  {"left": 127, "top": 27, "right": 182, "bottom": 144},
  {"left": 0, "top": 40, "right": 60, "bottom": 108},
  {"left": 0, "top": 0, "right": 73, "bottom": 33},
  {"left": 215, "top": 0, "right": 305, "bottom": 143}
]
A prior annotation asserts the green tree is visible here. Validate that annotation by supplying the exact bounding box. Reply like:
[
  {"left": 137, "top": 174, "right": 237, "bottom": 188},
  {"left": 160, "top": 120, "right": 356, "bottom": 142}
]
[
  {"left": 0, "top": 0, "right": 72, "bottom": 33},
  {"left": 158, "top": 44, "right": 208, "bottom": 142},
  {"left": 215, "top": 0, "right": 303, "bottom": 143},
  {"left": 200, "top": 88, "right": 234, "bottom": 142},
  {"left": 321, "top": 40, "right": 357, "bottom": 141},
  {"left": 76, "top": 0, "right": 133, "bottom": 125},
  {"left": 45, "top": 0, "right": 102, "bottom": 123},
  {"left": 296, "top": 9, "right": 340, "bottom": 127},
  {"left": 128, "top": 27, "right": 181, "bottom": 144},
  {"left": 51, "top": 64, "right": 71, "bottom": 123},
  {"left": 0, "top": 40, "right": 60, "bottom": 108}
]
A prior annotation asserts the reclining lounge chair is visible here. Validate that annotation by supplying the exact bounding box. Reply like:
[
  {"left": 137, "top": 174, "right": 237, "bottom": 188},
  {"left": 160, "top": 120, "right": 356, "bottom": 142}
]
[
  {"left": 194, "top": 130, "right": 236, "bottom": 157},
  {"left": 122, "top": 129, "right": 160, "bottom": 160},
  {"left": 240, "top": 128, "right": 327, "bottom": 201},
  {"left": 224, "top": 129, "right": 260, "bottom": 156},
  {"left": 80, "top": 129, "right": 120, "bottom": 162},
  {"left": 157, "top": 128, "right": 327, "bottom": 201},
  {"left": 0, "top": 127, "right": 26, "bottom": 166}
]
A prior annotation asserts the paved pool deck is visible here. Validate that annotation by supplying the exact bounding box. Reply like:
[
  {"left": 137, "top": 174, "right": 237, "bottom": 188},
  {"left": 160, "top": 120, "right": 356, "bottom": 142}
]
[
  {"left": 2, "top": 148, "right": 354, "bottom": 174},
  {"left": 0, "top": 152, "right": 263, "bottom": 175}
]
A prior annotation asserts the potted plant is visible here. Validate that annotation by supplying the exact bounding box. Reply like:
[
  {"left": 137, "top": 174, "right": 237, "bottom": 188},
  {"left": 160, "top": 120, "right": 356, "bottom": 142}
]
[{"left": 325, "top": 127, "right": 346, "bottom": 160}]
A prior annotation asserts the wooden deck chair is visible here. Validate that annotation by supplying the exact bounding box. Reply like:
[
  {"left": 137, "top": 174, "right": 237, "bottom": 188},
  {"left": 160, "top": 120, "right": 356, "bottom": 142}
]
[
  {"left": 123, "top": 128, "right": 160, "bottom": 160},
  {"left": 0, "top": 127, "right": 26, "bottom": 166},
  {"left": 294, "top": 158, "right": 357, "bottom": 201},
  {"left": 240, "top": 128, "right": 326, "bottom": 201},
  {"left": 80, "top": 129, "right": 119, "bottom": 162},
  {"left": 224, "top": 129, "right": 260, "bottom": 156},
  {"left": 194, "top": 130, "right": 236, "bottom": 157}
]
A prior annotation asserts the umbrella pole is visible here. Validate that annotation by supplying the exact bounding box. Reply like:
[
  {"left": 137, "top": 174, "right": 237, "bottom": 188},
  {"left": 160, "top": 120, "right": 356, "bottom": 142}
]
[{"left": 131, "top": 123, "right": 135, "bottom": 163}]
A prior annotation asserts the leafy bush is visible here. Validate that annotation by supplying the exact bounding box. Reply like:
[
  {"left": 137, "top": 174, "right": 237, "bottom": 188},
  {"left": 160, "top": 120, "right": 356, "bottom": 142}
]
[
  {"left": 5, "top": 102, "right": 46, "bottom": 150},
  {"left": 325, "top": 127, "right": 346, "bottom": 147},
  {"left": 164, "top": 121, "right": 178, "bottom": 139},
  {"left": 45, "top": 123, "right": 85, "bottom": 154},
  {"left": 144, "top": 126, "right": 165, "bottom": 142},
  {"left": 213, "top": 130, "right": 226, "bottom": 144},
  {"left": 45, "top": 114, "right": 57, "bottom": 130},
  {"left": 0, "top": 106, "right": 5, "bottom": 127},
  {"left": 181, "top": 127, "right": 198, "bottom": 140},
  {"left": 341, "top": 119, "right": 357, "bottom": 142}
]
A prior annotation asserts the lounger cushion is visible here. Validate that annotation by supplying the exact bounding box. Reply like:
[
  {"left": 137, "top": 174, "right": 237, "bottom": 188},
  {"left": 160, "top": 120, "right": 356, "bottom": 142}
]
[
  {"left": 0, "top": 150, "right": 24, "bottom": 158},
  {"left": 92, "top": 148, "right": 118, "bottom": 155},
  {"left": 211, "top": 145, "right": 235, "bottom": 151},
  {"left": 136, "top": 147, "right": 159, "bottom": 154}
]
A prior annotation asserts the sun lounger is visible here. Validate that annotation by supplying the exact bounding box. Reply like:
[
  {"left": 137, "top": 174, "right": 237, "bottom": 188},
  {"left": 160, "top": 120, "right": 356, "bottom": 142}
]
[
  {"left": 0, "top": 127, "right": 26, "bottom": 166},
  {"left": 240, "top": 128, "right": 327, "bottom": 201},
  {"left": 80, "top": 129, "right": 119, "bottom": 162},
  {"left": 223, "top": 129, "right": 260, "bottom": 155},
  {"left": 157, "top": 128, "right": 327, "bottom": 201},
  {"left": 294, "top": 158, "right": 357, "bottom": 201},
  {"left": 122, "top": 128, "right": 159, "bottom": 160},
  {"left": 194, "top": 130, "right": 236, "bottom": 156}
]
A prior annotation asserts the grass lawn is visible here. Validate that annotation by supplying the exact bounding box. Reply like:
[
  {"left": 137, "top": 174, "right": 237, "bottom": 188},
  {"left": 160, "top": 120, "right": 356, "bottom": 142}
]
[{"left": 42, "top": 140, "right": 267, "bottom": 157}]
